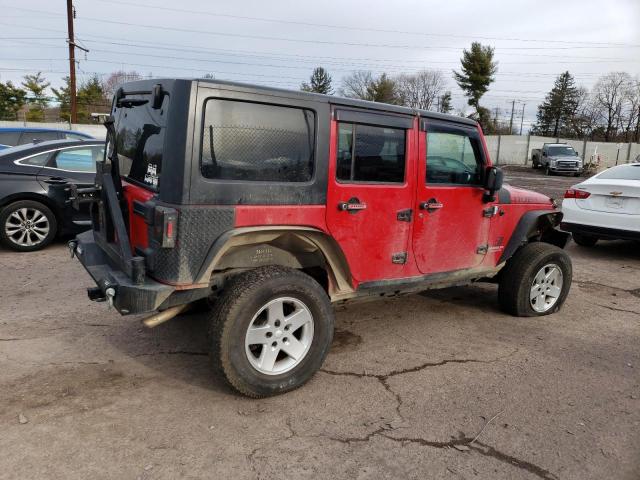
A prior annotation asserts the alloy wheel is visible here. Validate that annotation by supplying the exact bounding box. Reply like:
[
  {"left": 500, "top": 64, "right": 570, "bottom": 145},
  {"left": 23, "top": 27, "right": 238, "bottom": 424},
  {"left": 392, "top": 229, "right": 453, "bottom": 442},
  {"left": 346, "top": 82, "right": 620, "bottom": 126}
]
[
  {"left": 530, "top": 263, "right": 563, "bottom": 313},
  {"left": 244, "top": 297, "right": 314, "bottom": 375},
  {"left": 4, "top": 207, "right": 50, "bottom": 248}
]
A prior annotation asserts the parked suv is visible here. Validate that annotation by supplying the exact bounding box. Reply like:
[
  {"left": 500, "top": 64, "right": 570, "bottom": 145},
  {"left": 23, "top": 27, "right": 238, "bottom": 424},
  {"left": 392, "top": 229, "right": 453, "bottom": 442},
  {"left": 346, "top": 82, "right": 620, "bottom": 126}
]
[{"left": 69, "top": 79, "right": 572, "bottom": 397}]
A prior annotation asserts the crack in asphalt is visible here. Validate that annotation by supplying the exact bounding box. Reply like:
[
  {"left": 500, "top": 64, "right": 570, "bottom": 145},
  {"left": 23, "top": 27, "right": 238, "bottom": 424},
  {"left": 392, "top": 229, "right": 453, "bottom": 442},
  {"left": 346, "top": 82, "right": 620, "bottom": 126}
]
[
  {"left": 315, "top": 349, "right": 560, "bottom": 480},
  {"left": 594, "top": 303, "right": 640, "bottom": 317},
  {"left": 576, "top": 280, "right": 637, "bottom": 294},
  {"left": 132, "top": 351, "right": 208, "bottom": 357}
]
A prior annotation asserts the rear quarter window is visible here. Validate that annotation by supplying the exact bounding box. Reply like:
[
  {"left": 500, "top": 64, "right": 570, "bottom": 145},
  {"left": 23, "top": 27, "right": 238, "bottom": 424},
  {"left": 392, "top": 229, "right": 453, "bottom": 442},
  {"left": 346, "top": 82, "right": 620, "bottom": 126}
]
[{"left": 201, "top": 99, "right": 315, "bottom": 182}]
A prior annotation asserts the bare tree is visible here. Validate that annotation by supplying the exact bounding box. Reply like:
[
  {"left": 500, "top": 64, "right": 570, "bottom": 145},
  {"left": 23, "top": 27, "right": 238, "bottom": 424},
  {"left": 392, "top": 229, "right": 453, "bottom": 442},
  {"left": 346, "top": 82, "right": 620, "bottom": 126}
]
[
  {"left": 621, "top": 76, "right": 640, "bottom": 142},
  {"left": 339, "top": 71, "right": 374, "bottom": 100},
  {"left": 103, "top": 70, "right": 143, "bottom": 99},
  {"left": 592, "top": 72, "right": 634, "bottom": 141},
  {"left": 395, "top": 70, "right": 446, "bottom": 110}
]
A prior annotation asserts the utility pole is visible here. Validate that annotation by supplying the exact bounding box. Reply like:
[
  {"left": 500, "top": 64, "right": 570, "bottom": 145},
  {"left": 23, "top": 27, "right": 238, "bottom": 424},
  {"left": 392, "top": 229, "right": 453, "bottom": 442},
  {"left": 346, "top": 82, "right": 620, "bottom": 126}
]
[
  {"left": 66, "top": 0, "right": 88, "bottom": 124},
  {"left": 508, "top": 99, "right": 516, "bottom": 135},
  {"left": 519, "top": 103, "right": 526, "bottom": 135}
]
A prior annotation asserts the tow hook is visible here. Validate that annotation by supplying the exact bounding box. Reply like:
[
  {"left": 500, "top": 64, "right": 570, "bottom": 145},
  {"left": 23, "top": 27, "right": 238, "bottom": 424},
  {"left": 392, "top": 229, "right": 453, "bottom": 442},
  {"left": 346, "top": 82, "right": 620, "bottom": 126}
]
[
  {"left": 68, "top": 240, "right": 78, "bottom": 258},
  {"left": 105, "top": 287, "right": 116, "bottom": 309}
]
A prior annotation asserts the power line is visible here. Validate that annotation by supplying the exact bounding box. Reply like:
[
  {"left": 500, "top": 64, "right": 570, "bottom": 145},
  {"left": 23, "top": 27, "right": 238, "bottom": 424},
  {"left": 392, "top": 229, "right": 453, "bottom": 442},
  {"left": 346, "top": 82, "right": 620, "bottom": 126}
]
[
  {"left": 3, "top": 5, "right": 638, "bottom": 52},
  {"left": 79, "top": 0, "right": 640, "bottom": 48}
]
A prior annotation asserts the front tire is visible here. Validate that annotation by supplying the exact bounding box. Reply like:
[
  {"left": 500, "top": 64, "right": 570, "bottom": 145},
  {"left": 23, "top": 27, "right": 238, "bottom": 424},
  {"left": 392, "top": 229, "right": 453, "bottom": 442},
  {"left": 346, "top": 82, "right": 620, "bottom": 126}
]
[
  {"left": 209, "top": 266, "right": 334, "bottom": 398},
  {"left": 0, "top": 200, "right": 57, "bottom": 252},
  {"left": 572, "top": 233, "right": 598, "bottom": 247},
  {"left": 498, "top": 242, "right": 572, "bottom": 317}
]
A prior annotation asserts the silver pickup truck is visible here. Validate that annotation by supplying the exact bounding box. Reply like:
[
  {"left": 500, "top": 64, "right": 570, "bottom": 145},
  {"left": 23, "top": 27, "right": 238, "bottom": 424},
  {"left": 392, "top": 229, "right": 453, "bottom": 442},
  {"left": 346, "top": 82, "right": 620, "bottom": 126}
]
[{"left": 531, "top": 143, "right": 583, "bottom": 176}]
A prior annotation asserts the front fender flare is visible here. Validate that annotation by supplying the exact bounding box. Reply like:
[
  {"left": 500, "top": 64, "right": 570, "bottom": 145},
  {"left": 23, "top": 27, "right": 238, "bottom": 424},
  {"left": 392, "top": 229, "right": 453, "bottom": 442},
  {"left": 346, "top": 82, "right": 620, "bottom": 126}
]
[{"left": 498, "top": 210, "right": 569, "bottom": 265}]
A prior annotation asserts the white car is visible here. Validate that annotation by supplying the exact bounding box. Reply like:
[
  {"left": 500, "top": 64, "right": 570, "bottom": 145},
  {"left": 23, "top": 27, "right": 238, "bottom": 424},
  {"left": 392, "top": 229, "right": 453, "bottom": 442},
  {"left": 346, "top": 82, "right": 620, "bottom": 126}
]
[{"left": 561, "top": 163, "right": 640, "bottom": 246}]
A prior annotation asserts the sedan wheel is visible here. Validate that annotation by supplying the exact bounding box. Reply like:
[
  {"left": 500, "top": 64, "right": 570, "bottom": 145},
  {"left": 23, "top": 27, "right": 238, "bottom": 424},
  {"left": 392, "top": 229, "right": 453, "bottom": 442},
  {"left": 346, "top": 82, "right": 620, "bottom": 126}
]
[{"left": 0, "top": 200, "right": 57, "bottom": 252}]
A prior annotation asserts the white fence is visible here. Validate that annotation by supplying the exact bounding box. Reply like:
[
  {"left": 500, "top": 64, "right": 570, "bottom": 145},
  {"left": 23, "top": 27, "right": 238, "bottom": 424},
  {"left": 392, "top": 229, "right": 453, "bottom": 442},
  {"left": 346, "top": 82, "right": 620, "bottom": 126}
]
[
  {"left": 0, "top": 120, "right": 106, "bottom": 139},
  {"left": 484, "top": 135, "right": 640, "bottom": 168}
]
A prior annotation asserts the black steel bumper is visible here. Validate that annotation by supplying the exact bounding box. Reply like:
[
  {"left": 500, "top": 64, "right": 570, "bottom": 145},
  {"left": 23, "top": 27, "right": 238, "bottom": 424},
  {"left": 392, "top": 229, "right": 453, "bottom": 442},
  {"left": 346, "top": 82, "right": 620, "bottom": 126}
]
[
  {"left": 561, "top": 222, "right": 640, "bottom": 242},
  {"left": 72, "top": 230, "right": 176, "bottom": 314}
]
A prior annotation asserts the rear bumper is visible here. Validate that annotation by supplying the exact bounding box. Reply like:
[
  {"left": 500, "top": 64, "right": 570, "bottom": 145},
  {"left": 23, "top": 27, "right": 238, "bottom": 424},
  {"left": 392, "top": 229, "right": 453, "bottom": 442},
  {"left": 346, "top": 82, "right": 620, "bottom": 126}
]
[
  {"left": 73, "top": 230, "right": 177, "bottom": 314},
  {"left": 560, "top": 222, "right": 640, "bottom": 241}
]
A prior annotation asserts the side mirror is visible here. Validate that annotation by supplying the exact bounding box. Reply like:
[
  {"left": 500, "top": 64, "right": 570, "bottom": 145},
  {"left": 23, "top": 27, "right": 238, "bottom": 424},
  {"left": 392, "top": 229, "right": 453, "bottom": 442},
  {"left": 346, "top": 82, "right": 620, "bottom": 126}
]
[
  {"left": 542, "top": 151, "right": 547, "bottom": 157},
  {"left": 483, "top": 166, "right": 504, "bottom": 202}
]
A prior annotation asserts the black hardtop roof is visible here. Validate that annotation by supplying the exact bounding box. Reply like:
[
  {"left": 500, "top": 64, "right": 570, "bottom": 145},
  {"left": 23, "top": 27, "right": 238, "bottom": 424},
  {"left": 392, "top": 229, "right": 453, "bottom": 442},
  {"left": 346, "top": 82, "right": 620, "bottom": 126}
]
[{"left": 119, "top": 78, "right": 478, "bottom": 128}]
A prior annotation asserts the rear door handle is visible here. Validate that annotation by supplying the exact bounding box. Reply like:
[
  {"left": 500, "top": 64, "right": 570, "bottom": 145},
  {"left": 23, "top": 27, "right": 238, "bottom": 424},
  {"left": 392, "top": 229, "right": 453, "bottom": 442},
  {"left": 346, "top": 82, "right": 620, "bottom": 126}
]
[
  {"left": 44, "top": 176, "right": 69, "bottom": 184},
  {"left": 419, "top": 199, "right": 444, "bottom": 212}
]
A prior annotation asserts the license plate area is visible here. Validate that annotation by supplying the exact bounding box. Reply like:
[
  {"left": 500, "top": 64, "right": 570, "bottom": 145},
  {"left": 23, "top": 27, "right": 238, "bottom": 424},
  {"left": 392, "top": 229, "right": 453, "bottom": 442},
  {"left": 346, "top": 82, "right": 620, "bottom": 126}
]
[{"left": 605, "top": 196, "right": 625, "bottom": 209}]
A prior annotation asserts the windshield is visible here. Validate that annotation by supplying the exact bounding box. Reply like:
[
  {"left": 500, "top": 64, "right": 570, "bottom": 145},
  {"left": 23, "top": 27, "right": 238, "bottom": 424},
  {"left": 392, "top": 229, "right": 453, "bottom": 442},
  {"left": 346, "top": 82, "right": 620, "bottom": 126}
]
[
  {"left": 547, "top": 146, "right": 577, "bottom": 157},
  {"left": 597, "top": 164, "right": 640, "bottom": 181},
  {"left": 111, "top": 94, "right": 168, "bottom": 190}
]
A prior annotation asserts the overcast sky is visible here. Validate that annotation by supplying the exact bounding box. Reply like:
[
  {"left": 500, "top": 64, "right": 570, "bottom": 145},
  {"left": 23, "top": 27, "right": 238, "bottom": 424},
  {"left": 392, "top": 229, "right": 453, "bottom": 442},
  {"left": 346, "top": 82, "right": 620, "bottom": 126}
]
[{"left": 1, "top": 0, "right": 639, "bottom": 127}]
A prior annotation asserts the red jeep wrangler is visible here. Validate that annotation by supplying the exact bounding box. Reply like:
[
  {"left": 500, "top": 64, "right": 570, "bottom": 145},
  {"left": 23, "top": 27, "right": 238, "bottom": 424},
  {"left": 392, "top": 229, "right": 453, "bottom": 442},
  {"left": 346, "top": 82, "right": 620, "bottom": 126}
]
[{"left": 70, "top": 79, "right": 571, "bottom": 397}]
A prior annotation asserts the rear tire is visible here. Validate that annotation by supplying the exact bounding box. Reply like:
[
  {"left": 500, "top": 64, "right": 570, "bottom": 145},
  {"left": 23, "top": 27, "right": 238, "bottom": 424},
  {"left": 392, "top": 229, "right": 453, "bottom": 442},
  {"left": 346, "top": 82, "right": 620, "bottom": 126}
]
[
  {"left": 498, "top": 242, "right": 572, "bottom": 317},
  {"left": 0, "top": 200, "right": 57, "bottom": 252},
  {"left": 208, "top": 266, "right": 334, "bottom": 398},
  {"left": 572, "top": 233, "right": 598, "bottom": 247}
]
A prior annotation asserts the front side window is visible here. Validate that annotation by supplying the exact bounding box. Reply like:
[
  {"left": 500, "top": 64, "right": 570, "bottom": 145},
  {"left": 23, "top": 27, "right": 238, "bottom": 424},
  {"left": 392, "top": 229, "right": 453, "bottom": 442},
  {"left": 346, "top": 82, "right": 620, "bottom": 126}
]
[
  {"left": 426, "top": 130, "right": 483, "bottom": 185},
  {"left": 201, "top": 99, "right": 315, "bottom": 182},
  {"left": 336, "top": 122, "right": 405, "bottom": 183},
  {"left": 52, "top": 147, "right": 102, "bottom": 172}
]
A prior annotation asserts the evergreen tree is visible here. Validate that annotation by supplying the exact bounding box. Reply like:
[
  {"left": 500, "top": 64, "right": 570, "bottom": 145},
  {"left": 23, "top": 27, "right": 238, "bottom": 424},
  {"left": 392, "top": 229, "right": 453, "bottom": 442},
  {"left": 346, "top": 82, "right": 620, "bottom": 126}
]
[
  {"left": 531, "top": 71, "right": 580, "bottom": 137},
  {"left": 51, "top": 77, "right": 72, "bottom": 122},
  {"left": 438, "top": 91, "right": 453, "bottom": 113},
  {"left": 0, "top": 81, "right": 27, "bottom": 120},
  {"left": 453, "top": 42, "right": 497, "bottom": 129},
  {"left": 22, "top": 72, "right": 50, "bottom": 121},
  {"left": 366, "top": 73, "right": 400, "bottom": 104},
  {"left": 301, "top": 67, "right": 333, "bottom": 94}
]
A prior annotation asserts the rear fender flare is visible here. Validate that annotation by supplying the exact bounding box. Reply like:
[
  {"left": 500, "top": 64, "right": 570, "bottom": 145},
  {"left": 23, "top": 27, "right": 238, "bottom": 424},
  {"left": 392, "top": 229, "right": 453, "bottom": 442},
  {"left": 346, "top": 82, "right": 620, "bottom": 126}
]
[
  {"left": 195, "top": 227, "right": 355, "bottom": 300},
  {"left": 498, "top": 210, "right": 569, "bottom": 265}
]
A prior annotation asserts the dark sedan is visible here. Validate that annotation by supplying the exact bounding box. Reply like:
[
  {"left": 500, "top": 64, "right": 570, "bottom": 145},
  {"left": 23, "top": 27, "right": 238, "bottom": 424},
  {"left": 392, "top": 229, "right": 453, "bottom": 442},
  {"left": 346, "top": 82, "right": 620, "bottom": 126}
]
[{"left": 0, "top": 140, "right": 103, "bottom": 251}]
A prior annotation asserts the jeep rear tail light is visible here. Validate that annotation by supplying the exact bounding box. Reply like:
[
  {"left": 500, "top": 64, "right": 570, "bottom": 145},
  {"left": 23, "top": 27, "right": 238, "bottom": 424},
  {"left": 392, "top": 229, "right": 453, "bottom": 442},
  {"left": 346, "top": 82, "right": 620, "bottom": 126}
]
[
  {"left": 153, "top": 206, "right": 178, "bottom": 248},
  {"left": 564, "top": 189, "right": 591, "bottom": 199}
]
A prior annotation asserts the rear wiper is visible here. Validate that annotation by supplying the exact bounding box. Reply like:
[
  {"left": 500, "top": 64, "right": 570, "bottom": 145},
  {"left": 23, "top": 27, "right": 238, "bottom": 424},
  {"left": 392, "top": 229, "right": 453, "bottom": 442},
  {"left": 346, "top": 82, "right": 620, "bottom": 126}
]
[
  {"left": 115, "top": 84, "right": 165, "bottom": 109},
  {"left": 117, "top": 98, "right": 148, "bottom": 108}
]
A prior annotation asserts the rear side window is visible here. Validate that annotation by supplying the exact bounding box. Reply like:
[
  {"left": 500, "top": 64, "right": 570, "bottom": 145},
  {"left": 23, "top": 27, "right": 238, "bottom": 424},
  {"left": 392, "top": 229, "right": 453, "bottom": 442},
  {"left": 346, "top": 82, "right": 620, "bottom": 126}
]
[
  {"left": 426, "top": 130, "right": 483, "bottom": 185},
  {"left": 0, "top": 132, "right": 21, "bottom": 146},
  {"left": 201, "top": 99, "right": 315, "bottom": 182},
  {"left": 19, "top": 131, "right": 59, "bottom": 144},
  {"left": 336, "top": 123, "right": 406, "bottom": 183},
  {"left": 19, "top": 152, "right": 50, "bottom": 166},
  {"left": 597, "top": 164, "right": 640, "bottom": 181},
  {"left": 52, "top": 147, "right": 101, "bottom": 172}
]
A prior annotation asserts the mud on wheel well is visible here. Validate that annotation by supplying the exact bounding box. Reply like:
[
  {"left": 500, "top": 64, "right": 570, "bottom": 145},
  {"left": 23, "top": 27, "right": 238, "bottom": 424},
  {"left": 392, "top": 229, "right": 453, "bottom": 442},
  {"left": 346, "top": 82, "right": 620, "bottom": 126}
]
[
  {"left": 496, "top": 211, "right": 569, "bottom": 277},
  {"left": 204, "top": 229, "right": 353, "bottom": 300}
]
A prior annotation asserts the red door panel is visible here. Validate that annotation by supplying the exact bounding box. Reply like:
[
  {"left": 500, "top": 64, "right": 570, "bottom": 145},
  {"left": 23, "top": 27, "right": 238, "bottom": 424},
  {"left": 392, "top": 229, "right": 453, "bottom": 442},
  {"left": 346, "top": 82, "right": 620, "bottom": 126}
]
[
  {"left": 326, "top": 117, "right": 417, "bottom": 283},
  {"left": 412, "top": 126, "right": 490, "bottom": 274}
]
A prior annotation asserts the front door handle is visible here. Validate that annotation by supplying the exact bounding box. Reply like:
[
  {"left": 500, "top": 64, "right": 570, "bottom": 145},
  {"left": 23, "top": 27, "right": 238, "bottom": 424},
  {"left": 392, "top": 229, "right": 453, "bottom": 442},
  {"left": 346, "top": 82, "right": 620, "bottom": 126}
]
[
  {"left": 44, "top": 177, "right": 69, "bottom": 185},
  {"left": 419, "top": 198, "right": 444, "bottom": 213},
  {"left": 338, "top": 197, "right": 367, "bottom": 213}
]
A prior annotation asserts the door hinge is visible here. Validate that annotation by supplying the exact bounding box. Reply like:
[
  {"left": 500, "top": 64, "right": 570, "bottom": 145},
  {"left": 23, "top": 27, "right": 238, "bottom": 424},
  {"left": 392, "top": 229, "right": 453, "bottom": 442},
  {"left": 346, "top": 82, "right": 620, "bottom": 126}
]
[
  {"left": 476, "top": 245, "right": 488, "bottom": 255},
  {"left": 483, "top": 206, "right": 500, "bottom": 218},
  {"left": 391, "top": 252, "right": 408, "bottom": 264},
  {"left": 397, "top": 208, "right": 412, "bottom": 222}
]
